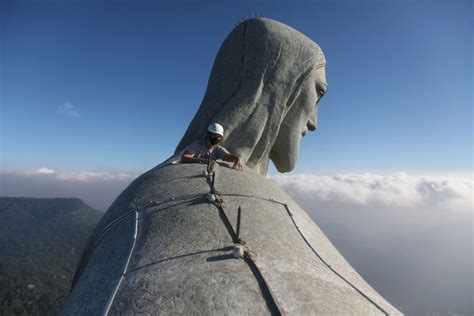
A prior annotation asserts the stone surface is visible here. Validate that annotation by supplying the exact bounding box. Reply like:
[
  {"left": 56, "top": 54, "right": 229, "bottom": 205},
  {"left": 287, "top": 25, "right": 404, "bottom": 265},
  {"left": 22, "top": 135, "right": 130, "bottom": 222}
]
[
  {"left": 175, "top": 18, "right": 327, "bottom": 175},
  {"left": 63, "top": 163, "right": 401, "bottom": 315}
]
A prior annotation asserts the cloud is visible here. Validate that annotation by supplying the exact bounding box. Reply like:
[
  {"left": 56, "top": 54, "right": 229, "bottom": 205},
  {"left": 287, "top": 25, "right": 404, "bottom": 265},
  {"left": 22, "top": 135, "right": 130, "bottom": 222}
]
[
  {"left": 269, "top": 172, "right": 473, "bottom": 212},
  {"left": 21, "top": 167, "right": 136, "bottom": 182},
  {"left": 28, "top": 167, "right": 56, "bottom": 175},
  {"left": 57, "top": 102, "right": 80, "bottom": 118}
]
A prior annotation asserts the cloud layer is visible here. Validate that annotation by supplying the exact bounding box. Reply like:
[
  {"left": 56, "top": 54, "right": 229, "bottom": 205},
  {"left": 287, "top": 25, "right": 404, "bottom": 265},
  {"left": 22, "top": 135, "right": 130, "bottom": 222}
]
[
  {"left": 23, "top": 167, "right": 136, "bottom": 182},
  {"left": 269, "top": 172, "right": 473, "bottom": 212},
  {"left": 269, "top": 172, "right": 473, "bottom": 315}
]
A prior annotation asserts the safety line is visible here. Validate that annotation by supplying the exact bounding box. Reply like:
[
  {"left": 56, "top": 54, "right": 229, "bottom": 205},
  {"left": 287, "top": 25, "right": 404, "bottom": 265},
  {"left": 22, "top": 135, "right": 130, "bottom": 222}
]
[
  {"left": 94, "top": 210, "right": 135, "bottom": 247},
  {"left": 95, "top": 192, "right": 212, "bottom": 314},
  {"left": 71, "top": 193, "right": 206, "bottom": 292},
  {"left": 281, "top": 203, "right": 389, "bottom": 315},
  {"left": 102, "top": 210, "right": 139, "bottom": 316},
  {"left": 219, "top": 192, "right": 390, "bottom": 315},
  {"left": 95, "top": 194, "right": 203, "bottom": 248}
]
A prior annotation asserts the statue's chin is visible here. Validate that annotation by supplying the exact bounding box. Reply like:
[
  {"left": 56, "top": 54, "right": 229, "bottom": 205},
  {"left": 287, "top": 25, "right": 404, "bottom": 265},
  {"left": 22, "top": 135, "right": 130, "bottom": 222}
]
[
  {"left": 269, "top": 141, "right": 298, "bottom": 173},
  {"left": 273, "top": 161, "right": 295, "bottom": 173},
  {"left": 269, "top": 124, "right": 301, "bottom": 172}
]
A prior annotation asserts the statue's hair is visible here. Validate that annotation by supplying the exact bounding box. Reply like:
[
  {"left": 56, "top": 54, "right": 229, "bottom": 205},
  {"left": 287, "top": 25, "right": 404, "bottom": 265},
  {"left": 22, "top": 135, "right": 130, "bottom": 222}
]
[
  {"left": 234, "top": 12, "right": 264, "bottom": 28},
  {"left": 175, "top": 17, "right": 325, "bottom": 174}
]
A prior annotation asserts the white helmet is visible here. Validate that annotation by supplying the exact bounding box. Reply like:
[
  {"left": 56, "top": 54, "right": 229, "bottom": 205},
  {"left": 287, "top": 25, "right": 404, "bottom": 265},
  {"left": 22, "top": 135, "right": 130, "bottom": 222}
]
[{"left": 207, "top": 123, "right": 224, "bottom": 136}]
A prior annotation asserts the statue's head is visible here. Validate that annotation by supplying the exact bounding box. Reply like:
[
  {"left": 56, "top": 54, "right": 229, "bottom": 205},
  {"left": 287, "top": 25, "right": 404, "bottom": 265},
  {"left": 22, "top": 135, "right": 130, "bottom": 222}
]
[{"left": 175, "top": 17, "right": 327, "bottom": 174}]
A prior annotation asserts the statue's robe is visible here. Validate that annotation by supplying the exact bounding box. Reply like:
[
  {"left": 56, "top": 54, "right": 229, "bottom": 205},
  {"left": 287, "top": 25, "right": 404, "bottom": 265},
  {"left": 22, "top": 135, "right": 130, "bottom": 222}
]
[{"left": 62, "top": 163, "right": 401, "bottom": 315}]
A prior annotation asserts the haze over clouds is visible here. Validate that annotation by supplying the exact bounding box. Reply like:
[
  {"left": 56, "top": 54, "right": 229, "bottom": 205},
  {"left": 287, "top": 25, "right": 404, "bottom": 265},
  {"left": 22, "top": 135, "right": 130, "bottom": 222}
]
[{"left": 270, "top": 172, "right": 473, "bottom": 315}]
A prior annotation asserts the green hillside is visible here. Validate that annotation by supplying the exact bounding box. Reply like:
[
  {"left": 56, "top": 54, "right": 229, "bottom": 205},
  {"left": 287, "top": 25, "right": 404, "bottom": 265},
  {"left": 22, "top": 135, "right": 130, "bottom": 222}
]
[{"left": 0, "top": 197, "right": 103, "bottom": 315}]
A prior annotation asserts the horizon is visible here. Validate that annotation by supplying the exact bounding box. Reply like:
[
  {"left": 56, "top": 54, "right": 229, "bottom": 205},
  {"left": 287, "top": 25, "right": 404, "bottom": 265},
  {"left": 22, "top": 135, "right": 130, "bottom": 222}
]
[{"left": 1, "top": 167, "right": 472, "bottom": 211}]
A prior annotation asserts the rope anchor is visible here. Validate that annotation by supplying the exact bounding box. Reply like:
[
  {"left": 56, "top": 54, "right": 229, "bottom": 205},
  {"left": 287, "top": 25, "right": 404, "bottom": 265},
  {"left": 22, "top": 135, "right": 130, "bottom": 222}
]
[{"left": 232, "top": 244, "right": 245, "bottom": 258}]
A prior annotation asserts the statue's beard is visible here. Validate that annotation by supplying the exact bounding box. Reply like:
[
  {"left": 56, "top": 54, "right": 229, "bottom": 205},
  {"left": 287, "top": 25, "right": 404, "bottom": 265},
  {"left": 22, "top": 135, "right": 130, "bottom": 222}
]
[{"left": 269, "top": 126, "right": 301, "bottom": 173}]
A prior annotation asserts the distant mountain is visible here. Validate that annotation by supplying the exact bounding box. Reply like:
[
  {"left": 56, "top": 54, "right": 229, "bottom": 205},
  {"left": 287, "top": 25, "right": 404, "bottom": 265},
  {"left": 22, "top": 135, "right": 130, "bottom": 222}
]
[{"left": 0, "top": 197, "right": 103, "bottom": 315}]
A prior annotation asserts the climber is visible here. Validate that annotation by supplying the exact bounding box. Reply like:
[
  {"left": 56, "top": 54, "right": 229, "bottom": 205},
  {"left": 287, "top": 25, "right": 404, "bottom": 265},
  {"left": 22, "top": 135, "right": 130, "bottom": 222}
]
[{"left": 181, "top": 123, "right": 243, "bottom": 171}]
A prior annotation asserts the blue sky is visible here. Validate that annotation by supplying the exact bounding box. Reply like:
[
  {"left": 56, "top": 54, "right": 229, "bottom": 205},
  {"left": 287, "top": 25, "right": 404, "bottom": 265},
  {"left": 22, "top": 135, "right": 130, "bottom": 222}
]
[{"left": 1, "top": 0, "right": 472, "bottom": 175}]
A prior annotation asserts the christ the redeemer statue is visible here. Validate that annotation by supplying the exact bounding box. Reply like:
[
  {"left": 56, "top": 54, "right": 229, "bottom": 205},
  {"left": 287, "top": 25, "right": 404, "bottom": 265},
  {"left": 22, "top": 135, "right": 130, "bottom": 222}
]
[{"left": 62, "top": 18, "right": 401, "bottom": 315}]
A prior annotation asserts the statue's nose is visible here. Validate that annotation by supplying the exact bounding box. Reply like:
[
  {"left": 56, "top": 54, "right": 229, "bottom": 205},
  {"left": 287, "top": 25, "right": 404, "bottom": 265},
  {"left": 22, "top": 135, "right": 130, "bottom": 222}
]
[
  {"left": 307, "top": 119, "right": 317, "bottom": 131},
  {"left": 307, "top": 105, "right": 317, "bottom": 131}
]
